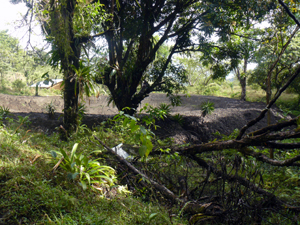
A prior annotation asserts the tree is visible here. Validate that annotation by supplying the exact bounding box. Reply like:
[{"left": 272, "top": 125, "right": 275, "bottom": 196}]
[
  {"left": 175, "top": 52, "right": 212, "bottom": 87},
  {"left": 10, "top": 0, "right": 107, "bottom": 138},
  {"left": 0, "top": 30, "right": 21, "bottom": 88},
  {"left": 248, "top": 7, "right": 300, "bottom": 159},
  {"left": 199, "top": 14, "right": 267, "bottom": 101},
  {"left": 92, "top": 0, "right": 276, "bottom": 114}
]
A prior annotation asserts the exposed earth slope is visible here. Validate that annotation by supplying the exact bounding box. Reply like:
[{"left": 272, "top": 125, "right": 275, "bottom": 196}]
[{"left": 0, "top": 93, "right": 289, "bottom": 142}]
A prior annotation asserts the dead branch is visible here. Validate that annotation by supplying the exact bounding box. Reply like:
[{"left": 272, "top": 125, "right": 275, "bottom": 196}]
[
  {"left": 92, "top": 135, "right": 181, "bottom": 203},
  {"left": 248, "top": 115, "right": 299, "bottom": 136},
  {"left": 236, "top": 65, "right": 300, "bottom": 140},
  {"left": 174, "top": 128, "right": 300, "bottom": 156},
  {"left": 187, "top": 154, "right": 300, "bottom": 212},
  {"left": 241, "top": 147, "right": 300, "bottom": 167}
]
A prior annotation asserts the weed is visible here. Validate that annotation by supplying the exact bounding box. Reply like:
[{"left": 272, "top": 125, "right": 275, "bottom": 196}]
[
  {"left": 172, "top": 113, "right": 184, "bottom": 126},
  {"left": 200, "top": 101, "right": 215, "bottom": 117},
  {"left": 140, "top": 103, "right": 170, "bottom": 121},
  {"left": 0, "top": 105, "right": 10, "bottom": 117},
  {"left": 158, "top": 103, "right": 171, "bottom": 115},
  {"left": 112, "top": 111, "right": 154, "bottom": 158},
  {"left": 168, "top": 94, "right": 182, "bottom": 107},
  {"left": 0, "top": 111, "right": 187, "bottom": 225},
  {"left": 14, "top": 115, "right": 31, "bottom": 133},
  {"left": 51, "top": 143, "right": 116, "bottom": 190},
  {"left": 45, "top": 101, "right": 56, "bottom": 119},
  {"left": 0, "top": 106, "right": 10, "bottom": 125}
]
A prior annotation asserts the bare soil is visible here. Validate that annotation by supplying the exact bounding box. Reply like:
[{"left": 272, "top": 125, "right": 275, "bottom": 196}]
[{"left": 0, "top": 93, "right": 289, "bottom": 143}]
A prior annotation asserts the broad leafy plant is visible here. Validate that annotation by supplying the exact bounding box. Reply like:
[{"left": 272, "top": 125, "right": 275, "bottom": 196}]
[
  {"left": 51, "top": 143, "right": 116, "bottom": 190},
  {"left": 112, "top": 110, "right": 154, "bottom": 158},
  {"left": 139, "top": 103, "right": 171, "bottom": 123}
]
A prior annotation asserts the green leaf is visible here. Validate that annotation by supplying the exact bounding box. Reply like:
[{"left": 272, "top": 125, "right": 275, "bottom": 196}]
[
  {"left": 70, "top": 143, "right": 79, "bottom": 162},
  {"left": 123, "top": 117, "right": 129, "bottom": 127},
  {"left": 139, "top": 145, "right": 148, "bottom": 157},
  {"left": 60, "top": 148, "right": 70, "bottom": 162},
  {"left": 72, "top": 172, "right": 79, "bottom": 180},
  {"left": 149, "top": 213, "right": 158, "bottom": 221},
  {"left": 50, "top": 151, "right": 57, "bottom": 158},
  {"left": 131, "top": 125, "right": 139, "bottom": 133},
  {"left": 140, "top": 126, "right": 147, "bottom": 135},
  {"left": 84, "top": 173, "right": 91, "bottom": 185},
  {"left": 80, "top": 180, "right": 88, "bottom": 190}
]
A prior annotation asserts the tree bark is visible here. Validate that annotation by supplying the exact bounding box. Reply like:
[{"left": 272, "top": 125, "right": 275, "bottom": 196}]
[{"left": 49, "top": 0, "right": 81, "bottom": 139}]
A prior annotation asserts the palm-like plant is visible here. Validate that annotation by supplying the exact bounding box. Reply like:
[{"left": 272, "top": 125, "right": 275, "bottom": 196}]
[{"left": 201, "top": 101, "right": 215, "bottom": 117}]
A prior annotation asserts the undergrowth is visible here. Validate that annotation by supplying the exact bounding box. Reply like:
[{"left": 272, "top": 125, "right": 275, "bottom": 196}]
[{"left": 0, "top": 118, "right": 186, "bottom": 224}]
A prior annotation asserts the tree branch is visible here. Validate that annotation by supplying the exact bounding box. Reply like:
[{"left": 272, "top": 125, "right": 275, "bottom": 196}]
[
  {"left": 187, "top": 154, "right": 300, "bottom": 211},
  {"left": 248, "top": 116, "right": 300, "bottom": 136},
  {"left": 278, "top": 0, "right": 300, "bottom": 26},
  {"left": 236, "top": 65, "right": 300, "bottom": 140},
  {"left": 93, "top": 135, "right": 181, "bottom": 203}
]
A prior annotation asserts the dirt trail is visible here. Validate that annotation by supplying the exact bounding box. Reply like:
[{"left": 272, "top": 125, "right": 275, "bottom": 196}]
[{"left": 0, "top": 93, "right": 289, "bottom": 143}]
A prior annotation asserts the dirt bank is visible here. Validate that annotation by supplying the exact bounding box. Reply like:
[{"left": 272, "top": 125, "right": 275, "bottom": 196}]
[{"left": 0, "top": 93, "right": 289, "bottom": 142}]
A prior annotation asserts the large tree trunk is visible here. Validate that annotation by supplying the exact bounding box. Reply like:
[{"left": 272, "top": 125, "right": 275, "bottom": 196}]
[{"left": 63, "top": 69, "right": 79, "bottom": 134}]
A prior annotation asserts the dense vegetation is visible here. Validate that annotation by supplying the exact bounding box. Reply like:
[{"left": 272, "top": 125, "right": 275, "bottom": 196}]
[{"left": 0, "top": 0, "right": 300, "bottom": 224}]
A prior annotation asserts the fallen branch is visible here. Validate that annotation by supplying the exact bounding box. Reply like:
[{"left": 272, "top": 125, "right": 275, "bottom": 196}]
[
  {"left": 187, "top": 154, "right": 300, "bottom": 212},
  {"left": 92, "top": 135, "right": 181, "bottom": 203},
  {"left": 173, "top": 129, "right": 300, "bottom": 156},
  {"left": 248, "top": 115, "right": 300, "bottom": 137},
  {"left": 241, "top": 147, "right": 300, "bottom": 167},
  {"left": 236, "top": 65, "right": 300, "bottom": 140}
]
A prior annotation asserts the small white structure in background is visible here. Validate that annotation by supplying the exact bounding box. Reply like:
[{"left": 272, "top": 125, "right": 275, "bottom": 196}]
[
  {"left": 30, "top": 79, "right": 63, "bottom": 89},
  {"left": 112, "top": 143, "right": 131, "bottom": 159}
]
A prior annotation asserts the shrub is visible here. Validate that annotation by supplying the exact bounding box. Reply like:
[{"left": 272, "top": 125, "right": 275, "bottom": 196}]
[
  {"left": 45, "top": 101, "right": 56, "bottom": 119},
  {"left": 201, "top": 101, "right": 215, "bottom": 117},
  {"left": 12, "top": 79, "right": 26, "bottom": 92},
  {"left": 51, "top": 143, "right": 116, "bottom": 190}
]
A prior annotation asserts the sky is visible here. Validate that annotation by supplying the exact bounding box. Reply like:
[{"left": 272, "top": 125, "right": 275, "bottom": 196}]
[{"left": 0, "top": 0, "right": 44, "bottom": 48}]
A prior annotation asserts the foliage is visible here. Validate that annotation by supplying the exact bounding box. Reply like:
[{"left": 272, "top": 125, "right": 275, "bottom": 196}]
[
  {"left": 200, "top": 101, "right": 215, "bottom": 117},
  {"left": 71, "top": 60, "right": 98, "bottom": 101},
  {"left": 77, "top": 103, "right": 87, "bottom": 124},
  {"left": 0, "top": 105, "right": 10, "bottom": 126},
  {"left": 110, "top": 111, "right": 154, "bottom": 158},
  {"left": 12, "top": 79, "right": 26, "bottom": 92},
  {"left": 175, "top": 52, "right": 212, "bottom": 87},
  {"left": 0, "top": 122, "right": 184, "bottom": 224},
  {"left": 0, "top": 30, "right": 21, "bottom": 85},
  {"left": 13, "top": 115, "right": 31, "bottom": 133},
  {"left": 0, "top": 105, "right": 10, "bottom": 118},
  {"left": 89, "top": 0, "right": 275, "bottom": 114},
  {"left": 51, "top": 143, "right": 116, "bottom": 190},
  {"left": 139, "top": 103, "right": 170, "bottom": 125},
  {"left": 45, "top": 101, "right": 56, "bottom": 119},
  {"left": 172, "top": 113, "right": 184, "bottom": 126}
]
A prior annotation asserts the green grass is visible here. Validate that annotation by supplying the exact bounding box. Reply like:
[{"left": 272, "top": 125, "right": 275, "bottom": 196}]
[{"left": 0, "top": 120, "right": 187, "bottom": 224}]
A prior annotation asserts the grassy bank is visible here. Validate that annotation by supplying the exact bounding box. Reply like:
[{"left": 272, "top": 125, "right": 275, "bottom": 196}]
[{"left": 0, "top": 118, "right": 186, "bottom": 224}]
